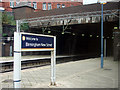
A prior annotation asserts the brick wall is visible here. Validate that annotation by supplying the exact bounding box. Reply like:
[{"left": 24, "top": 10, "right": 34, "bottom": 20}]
[
  {"left": 0, "top": 2, "right": 3, "bottom": 7},
  {"left": 1, "top": 1, "right": 83, "bottom": 12},
  {"left": 26, "top": 2, "right": 82, "bottom": 11}
]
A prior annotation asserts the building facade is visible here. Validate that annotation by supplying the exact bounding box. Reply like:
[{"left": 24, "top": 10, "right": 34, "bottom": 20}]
[{"left": 0, "top": 0, "right": 83, "bottom": 12}]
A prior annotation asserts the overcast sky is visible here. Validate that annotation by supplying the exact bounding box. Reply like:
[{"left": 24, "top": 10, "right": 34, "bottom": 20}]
[
  {"left": 83, "top": 0, "right": 119, "bottom": 5},
  {"left": 83, "top": 0, "right": 98, "bottom": 4}
]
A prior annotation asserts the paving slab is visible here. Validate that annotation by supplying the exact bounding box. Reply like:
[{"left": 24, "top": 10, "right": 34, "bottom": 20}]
[{"left": 0, "top": 57, "right": 118, "bottom": 89}]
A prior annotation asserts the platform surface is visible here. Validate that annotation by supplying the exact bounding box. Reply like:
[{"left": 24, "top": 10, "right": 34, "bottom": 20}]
[{"left": 0, "top": 57, "right": 118, "bottom": 88}]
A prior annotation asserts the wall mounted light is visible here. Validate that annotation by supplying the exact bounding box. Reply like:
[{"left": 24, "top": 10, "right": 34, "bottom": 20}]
[
  {"left": 3, "top": 43, "right": 6, "bottom": 45},
  {"left": 48, "top": 31, "right": 51, "bottom": 33},
  {"left": 62, "top": 32, "right": 64, "bottom": 34},
  {"left": 73, "top": 33, "right": 75, "bottom": 35},
  {"left": 90, "top": 35, "right": 92, "bottom": 37},
  {"left": 114, "top": 27, "right": 118, "bottom": 30},
  {"left": 82, "top": 34, "right": 85, "bottom": 37}
]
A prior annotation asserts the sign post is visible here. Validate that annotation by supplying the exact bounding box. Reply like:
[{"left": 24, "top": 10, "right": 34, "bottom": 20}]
[
  {"left": 51, "top": 36, "right": 56, "bottom": 85},
  {"left": 13, "top": 20, "right": 21, "bottom": 88},
  {"left": 14, "top": 32, "right": 56, "bottom": 88},
  {"left": 14, "top": 32, "right": 21, "bottom": 88}
]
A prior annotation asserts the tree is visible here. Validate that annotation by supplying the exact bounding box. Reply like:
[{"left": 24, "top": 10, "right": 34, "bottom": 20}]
[
  {"left": 2, "top": 12, "right": 29, "bottom": 32},
  {"left": 20, "top": 23, "right": 29, "bottom": 32},
  {"left": 2, "top": 12, "right": 16, "bottom": 25}
]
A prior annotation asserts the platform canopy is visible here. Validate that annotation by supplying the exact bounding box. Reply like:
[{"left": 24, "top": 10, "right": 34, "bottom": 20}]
[{"left": 13, "top": 2, "right": 120, "bottom": 27}]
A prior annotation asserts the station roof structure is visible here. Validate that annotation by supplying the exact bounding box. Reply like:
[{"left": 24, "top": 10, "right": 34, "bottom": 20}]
[
  {"left": 13, "top": 2, "right": 119, "bottom": 19},
  {"left": 13, "top": 1, "right": 120, "bottom": 27}
]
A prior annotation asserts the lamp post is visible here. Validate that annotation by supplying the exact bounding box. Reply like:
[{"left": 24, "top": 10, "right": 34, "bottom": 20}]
[{"left": 98, "top": 0, "right": 107, "bottom": 68}]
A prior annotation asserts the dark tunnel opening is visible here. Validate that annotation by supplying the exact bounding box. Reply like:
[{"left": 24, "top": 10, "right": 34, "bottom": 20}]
[{"left": 28, "top": 21, "right": 118, "bottom": 58}]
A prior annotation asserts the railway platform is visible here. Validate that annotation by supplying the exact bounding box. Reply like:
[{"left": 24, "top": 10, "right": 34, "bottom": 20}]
[
  {"left": 0, "top": 55, "right": 73, "bottom": 63},
  {"left": 0, "top": 57, "right": 119, "bottom": 88}
]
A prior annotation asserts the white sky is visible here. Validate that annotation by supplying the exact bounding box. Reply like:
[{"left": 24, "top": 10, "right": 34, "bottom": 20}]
[
  {"left": 83, "top": 0, "right": 119, "bottom": 5},
  {"left": 83, "top": 0, "right": 98, "bottom": 5}
]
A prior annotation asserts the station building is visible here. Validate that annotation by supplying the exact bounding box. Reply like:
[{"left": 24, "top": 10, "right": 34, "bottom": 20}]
[{"left": 0, "top": 0, "right": 83, "bottom": 12}]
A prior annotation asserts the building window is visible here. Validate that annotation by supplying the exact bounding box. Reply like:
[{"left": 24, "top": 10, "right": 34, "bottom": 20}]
[
  {"left": 48, "top": 3, "right": 52, "bottom": 10},
  {"left": 16, "top": 1, "right": 20, "bottom": 6},
  {"left": 10, "top": 1, "right": 14, "bottom": 8},
  {"left": 57, "top": 4, "right": 61, "bottom": 8},
  {"left": 28, "top": 2, "right": 31, "bottom": 6},
  {"left": 62, "top": 4, "right": 65, "bottom": 8},
  {"left": 33, "top": 2, "right": 37, "bottom": 9},
  {"left": 43, "top": 2, "right": 46, "bottom": 10}
]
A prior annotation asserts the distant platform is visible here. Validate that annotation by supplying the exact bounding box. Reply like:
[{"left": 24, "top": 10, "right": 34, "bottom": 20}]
[{"left": 0, "top": 55, "right": 75, "bottom": 64}]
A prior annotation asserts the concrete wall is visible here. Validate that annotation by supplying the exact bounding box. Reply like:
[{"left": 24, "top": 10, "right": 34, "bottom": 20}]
[
  {"left": 113, "top": 2, "right": 120, "bottom": 61},
  {"left": 113, "top": 30, "right": 120, "bottom": 61},
  {"left": 113, "top": 7, "right": 120, "bottom": 61},
  {"left": 0, "top": 12, "right": 2, "bottom": 57}
]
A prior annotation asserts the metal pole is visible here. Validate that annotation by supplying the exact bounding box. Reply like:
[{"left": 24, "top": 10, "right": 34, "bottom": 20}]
[
  {"left": 101, "top": 3, "right": 104, "bottom": 68},
  {"left": 51, "top": 51, "right": 54, "bottom": 85},
  {"left": 14, "top": 20, "right": 21, "bottom": 88},
  {"left": 50, "top": 36, "right": 56, "bottom": 85},
  {"left": 104, "top": 39, "right": 106, "bottom": 57},
  {"left": 16, "top": 20, "right": 20, "bottom": 32},
  {"left": 53, "top": 36, "right": 56, "bottom": 85}
]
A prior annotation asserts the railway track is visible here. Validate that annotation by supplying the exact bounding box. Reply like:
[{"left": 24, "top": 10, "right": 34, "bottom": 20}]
[{"left": 0, "top": 54, "right": 98, "bottom": 73}]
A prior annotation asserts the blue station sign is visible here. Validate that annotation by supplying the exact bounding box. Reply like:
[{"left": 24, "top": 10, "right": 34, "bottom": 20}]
[{"left": 21, "top": 33, "right": 54, "bottom": 51}]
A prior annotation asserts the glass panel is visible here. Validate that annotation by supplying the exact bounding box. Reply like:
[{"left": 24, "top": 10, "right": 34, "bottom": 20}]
[
  {"left": 48, "top": 3, "right": 52, "bottom": 10},
  {"left": 43, "top": 3, "right": 46, "bottom": 10},
  {"left": 33, "top": 2, "right": 37, "bottom": 9},
  {"left": 57, "top": 4, "right": 60, "bottom": 8},
  {"left": 10, "top": 1, "right": 14, "bottom": 7},
  {"left": 62, "top": 4, "right": 65, "bottom": 8},
  {"left": 28, "top": 2, "right": 31, "bottom": 6}
]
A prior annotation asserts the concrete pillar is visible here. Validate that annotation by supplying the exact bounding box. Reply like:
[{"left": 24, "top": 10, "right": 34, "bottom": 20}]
[
  {"left": 113, "top": 30, "right": 120, "bottom": 61},
  {"left": 113, "top": 3, "right": 120, "bottom": 61},
  {"left": 0, "top": 12, "right": 3, "bottom": 57}
]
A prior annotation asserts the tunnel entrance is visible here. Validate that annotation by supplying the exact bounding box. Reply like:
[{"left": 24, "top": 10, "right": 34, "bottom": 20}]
[{"left": 28, "top": 21, "right": 118, "bottom": 58}]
